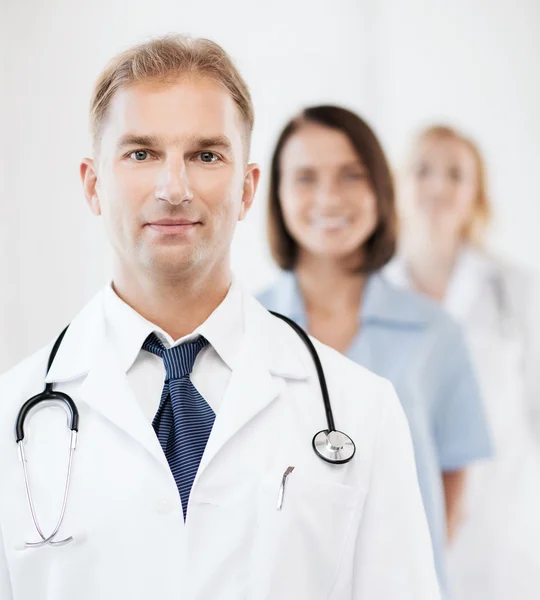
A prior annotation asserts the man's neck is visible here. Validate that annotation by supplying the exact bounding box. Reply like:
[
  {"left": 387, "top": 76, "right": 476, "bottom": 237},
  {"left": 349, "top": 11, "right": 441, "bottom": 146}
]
[{"left": 112, "top": 264, "right": 232, "bottom": 341}]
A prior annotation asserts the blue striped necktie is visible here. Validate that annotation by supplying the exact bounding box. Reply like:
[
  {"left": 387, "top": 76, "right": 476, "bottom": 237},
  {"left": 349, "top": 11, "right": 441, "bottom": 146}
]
[{"left": 142, "top": 333, "right": 215, "bottom": 520}]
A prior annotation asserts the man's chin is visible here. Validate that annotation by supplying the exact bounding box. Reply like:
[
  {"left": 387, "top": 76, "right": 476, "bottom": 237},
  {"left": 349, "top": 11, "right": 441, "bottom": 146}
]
[{"left": 142, "top": 248, "right": 203, "bottom": 277}]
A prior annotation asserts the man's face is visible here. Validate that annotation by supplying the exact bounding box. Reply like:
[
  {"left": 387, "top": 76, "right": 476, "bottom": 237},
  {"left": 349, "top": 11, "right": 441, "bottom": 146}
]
[{"left": 81, "top": 76, "right": 259, "bottom": 281}]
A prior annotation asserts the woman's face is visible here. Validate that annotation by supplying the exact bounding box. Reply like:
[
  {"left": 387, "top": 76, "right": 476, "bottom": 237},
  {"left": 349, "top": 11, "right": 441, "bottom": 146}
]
[
  {"left": 401, "top": 135, "right": 479, "bottom": 241},
  {"left": 278, "top": 123, "right": 378, "bottom": 263}
]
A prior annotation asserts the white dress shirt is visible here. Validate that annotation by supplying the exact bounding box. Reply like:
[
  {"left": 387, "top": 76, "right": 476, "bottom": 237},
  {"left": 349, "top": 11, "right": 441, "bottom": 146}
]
[{"left": 102, "top": 279, "right": 245, "bottom": 422}]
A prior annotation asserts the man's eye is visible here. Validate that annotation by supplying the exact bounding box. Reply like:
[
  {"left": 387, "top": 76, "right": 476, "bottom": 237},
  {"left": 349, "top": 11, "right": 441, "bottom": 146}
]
[
  {"left": 130, "top": 150, "right": 149, "bottom": 161},
  {"left": 200, "top": 152, "right": 219, "bottom": 163}
]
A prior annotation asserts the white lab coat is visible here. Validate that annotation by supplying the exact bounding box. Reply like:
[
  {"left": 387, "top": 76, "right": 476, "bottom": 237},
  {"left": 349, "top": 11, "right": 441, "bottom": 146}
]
[
  {"left": 388, "top": 247, "right": 540, "bottom": 599},
  {"left": 0, "top": 287, "right": 440, "bottom": 600}
]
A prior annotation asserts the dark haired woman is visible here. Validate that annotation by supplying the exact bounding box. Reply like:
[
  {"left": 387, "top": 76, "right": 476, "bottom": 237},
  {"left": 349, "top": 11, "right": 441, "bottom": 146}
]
[{"left": 257, "top": 106, "right": 492, "bottom": 598}]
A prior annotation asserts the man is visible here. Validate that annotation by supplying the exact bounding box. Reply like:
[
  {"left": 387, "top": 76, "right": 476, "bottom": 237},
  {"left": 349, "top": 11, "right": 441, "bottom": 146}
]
[{"left": 0, "top": 35, "right": 440, "bottom": 599}]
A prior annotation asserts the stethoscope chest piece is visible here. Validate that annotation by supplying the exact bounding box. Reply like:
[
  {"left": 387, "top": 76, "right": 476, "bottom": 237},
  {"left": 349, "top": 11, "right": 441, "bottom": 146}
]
[{"left": 312, "top": 429, "right": 356, "bottom": 464}]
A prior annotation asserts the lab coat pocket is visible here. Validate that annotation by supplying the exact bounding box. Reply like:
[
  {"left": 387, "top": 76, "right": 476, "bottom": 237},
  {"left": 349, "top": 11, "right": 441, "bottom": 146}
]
[{"left": 250, "top": 470, "right": 363, "bottom": 599}]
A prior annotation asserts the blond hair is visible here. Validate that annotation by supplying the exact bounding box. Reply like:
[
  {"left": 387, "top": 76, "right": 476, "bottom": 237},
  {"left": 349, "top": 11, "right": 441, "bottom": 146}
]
[
  {"left": 409, "top": 125, "right": 492, "bottom": 246},
  {"left": 89, "top": 34, "right": 254, "bottom": 151}
]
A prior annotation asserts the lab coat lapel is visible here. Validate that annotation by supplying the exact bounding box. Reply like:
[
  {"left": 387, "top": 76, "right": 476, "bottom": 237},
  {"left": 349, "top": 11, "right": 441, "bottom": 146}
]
[
  {"left": 196, "top": 347, "right": 284, "bottom": 481},
  {"left": 78, "top": 341, "right": 168, "bottom": 469},
  {"left": 45, "top": 290, "right": 168, "bottom": 470},
  {"left": 195, "top": 295, "right": 308, "bottom": 483}
]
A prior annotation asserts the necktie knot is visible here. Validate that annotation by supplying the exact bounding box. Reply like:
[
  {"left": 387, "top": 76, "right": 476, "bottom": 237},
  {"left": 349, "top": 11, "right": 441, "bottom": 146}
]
[{"left": 143, "top": 333, "right": 209, "bottom": 380}]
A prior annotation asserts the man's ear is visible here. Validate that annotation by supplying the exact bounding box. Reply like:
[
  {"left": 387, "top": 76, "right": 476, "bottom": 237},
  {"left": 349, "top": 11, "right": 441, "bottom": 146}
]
[
  {"left": 80, "top": 158, "right": 101, "bottom": 216},
  {"left": 239, "top": 163, "right": 261, "bottom": 221}
]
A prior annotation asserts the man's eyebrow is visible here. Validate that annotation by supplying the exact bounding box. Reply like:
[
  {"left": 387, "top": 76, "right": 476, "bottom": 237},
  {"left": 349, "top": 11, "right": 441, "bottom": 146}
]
[
  {"left": 116, "top": 134, "right": 161, "bottom": 149},
  {"left": 193, "top": 135, "right": 233, "bottom": 151},
  {"left": 115, "top": 134, "right": 233, "bottom": 152}
]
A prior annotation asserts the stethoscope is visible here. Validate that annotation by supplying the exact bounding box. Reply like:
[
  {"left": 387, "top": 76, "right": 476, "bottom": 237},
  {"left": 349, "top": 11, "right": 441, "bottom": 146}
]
[{"left": 15, "top": 313, "right": 355, "bottom": 549}]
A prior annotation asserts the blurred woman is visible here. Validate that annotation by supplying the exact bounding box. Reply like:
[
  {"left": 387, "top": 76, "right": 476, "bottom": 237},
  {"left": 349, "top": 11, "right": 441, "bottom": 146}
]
[
  {"left": 257, "top": 106, "right": 492, "bottom": 598},
  {"left": 389, "top": 125, "right": 540, "bottom": 599}
]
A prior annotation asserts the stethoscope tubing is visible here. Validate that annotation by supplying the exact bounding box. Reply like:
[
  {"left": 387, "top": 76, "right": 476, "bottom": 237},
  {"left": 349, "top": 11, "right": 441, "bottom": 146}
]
[{"left": 269, "top": 311, "right": 336, "bottom": 432}]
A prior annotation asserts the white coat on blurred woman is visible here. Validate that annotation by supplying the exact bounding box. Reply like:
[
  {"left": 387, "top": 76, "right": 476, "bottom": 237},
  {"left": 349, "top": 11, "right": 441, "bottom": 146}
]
[{"left": 387, "top": 125, "right": 540, "bottom": 600}]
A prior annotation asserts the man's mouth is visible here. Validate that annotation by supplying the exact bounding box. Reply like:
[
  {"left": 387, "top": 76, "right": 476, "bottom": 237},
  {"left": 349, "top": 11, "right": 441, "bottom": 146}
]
[{"left": 146, "top": 218, "right": 201, "bottom": 234}]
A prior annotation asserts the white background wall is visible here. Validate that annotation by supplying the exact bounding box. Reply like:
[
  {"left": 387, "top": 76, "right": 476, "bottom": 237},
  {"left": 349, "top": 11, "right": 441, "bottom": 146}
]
[
  {"left": 365, "top": 0, "right": 540, "bottom": 261},
  {"left": 1, "top": 0, "right": 539, "bottom": 371}
]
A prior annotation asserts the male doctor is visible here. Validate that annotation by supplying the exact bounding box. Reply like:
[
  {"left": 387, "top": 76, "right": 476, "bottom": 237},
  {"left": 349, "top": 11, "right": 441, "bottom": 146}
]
[{"left": 0, "top": 35, "right": 440, "bottom": 599}]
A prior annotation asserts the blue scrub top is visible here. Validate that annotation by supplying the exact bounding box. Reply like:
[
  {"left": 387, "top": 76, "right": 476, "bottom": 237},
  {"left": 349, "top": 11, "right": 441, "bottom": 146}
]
[{"left": 257, "top": 270, "right": 492, "bottom": 597}]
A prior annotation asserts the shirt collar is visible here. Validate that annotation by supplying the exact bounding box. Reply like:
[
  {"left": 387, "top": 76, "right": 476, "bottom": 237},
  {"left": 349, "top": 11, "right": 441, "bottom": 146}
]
[
  {"left": 45, "top": 280, "right": 306, "bottom": 384},
  {"left": 103, "top": 278, "right": 245, "bottom": 374},
  {"left": 361, "top": 272, "right": 427, "bottom": 325},
  {"left": 271, "top": 270, "right": 428, "bottom": 328},
  {"left": 385, "top": 248, "right": 495, "bottom": 320}
]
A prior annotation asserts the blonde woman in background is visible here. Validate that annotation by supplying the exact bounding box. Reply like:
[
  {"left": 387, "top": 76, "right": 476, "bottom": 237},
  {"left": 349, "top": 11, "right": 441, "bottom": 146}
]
[{"left": 387, "top": 125, "right": 540, "bottom": 599}]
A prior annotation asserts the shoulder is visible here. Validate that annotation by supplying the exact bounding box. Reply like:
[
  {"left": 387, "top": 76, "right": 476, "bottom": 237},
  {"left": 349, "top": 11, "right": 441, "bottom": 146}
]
[
  {"left": 273, "top": 298, "right": 403, "bottom": 428},
  {"left": 494, "top": 253, "right": 538, "bottom": 295},
  {"left": 311, "top": 339, "right": 407, "bottom": 457},
  {"left": 248, "top": 289, "right": 400, "bottom": 418},
  {"left": 0, "top": 344, "right": 52, "bottom": 447},
  {"left": 373, "top": 277, "right": 471, "bottom": 380},
  {"left": 0, "top": 289, "right": 104, "bottom": 422},
  {"left": 245, "top": 286, "right": 414, "bottom": 481},
  {"left": 377, "top": 274, "right": 462, "bottom": 336},
  {"left": 479, "top": 250, "right": 540, "bottom": 315},
  {"left": 256, "top": 271, "right": 297, "bottom": 314},
  {"left": 0, "top": 345, "right": 51, "bottom": 395},
  {"left": 314, "top": 337, "right": 397, "bottom": 404}
]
